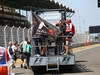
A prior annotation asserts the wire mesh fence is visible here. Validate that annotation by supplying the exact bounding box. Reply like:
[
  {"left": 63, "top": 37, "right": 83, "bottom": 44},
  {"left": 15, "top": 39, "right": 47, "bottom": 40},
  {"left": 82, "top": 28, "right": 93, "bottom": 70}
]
[
  {"left": 0, "top": 25, "right": 95, "bottom": 48},
  {"left": 0, "top": 25, "right": 5, "bottom": 47},
  {"left": 0, "top": 25, "right": 31, "bottom": 47}
]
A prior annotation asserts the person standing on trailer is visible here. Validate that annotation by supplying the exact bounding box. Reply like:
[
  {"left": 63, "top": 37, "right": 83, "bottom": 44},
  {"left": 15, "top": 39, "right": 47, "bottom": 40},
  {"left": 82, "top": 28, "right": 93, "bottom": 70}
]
[
  {"left": 56, "top": 20, "right": 66, "bottom": 55},
  {"left": 64, "top": 19, "right": 75, "bottom": 54}
]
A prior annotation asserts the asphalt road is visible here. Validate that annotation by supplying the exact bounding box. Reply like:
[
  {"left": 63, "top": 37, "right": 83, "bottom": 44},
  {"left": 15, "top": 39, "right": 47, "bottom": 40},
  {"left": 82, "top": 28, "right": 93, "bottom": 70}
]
[{"left": 13, "top": 46, "right": 100, "bottom": 75}]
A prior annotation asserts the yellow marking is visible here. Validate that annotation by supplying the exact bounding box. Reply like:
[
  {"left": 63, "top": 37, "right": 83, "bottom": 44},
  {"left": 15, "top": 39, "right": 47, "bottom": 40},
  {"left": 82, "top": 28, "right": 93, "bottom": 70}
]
[{"left": 72, "top": 44, "right": 100, "bottom": 53}]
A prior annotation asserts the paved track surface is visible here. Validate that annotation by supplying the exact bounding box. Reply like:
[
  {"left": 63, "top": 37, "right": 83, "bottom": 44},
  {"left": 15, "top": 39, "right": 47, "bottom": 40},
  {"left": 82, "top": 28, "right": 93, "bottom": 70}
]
[{"left": 12, "top": 44, "right": 100, "bottom": 75}]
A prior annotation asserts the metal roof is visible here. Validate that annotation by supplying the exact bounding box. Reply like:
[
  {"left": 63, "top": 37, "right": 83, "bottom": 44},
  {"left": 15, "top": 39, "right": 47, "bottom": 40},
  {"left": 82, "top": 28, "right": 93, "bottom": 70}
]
[{"left": 0, "top": 0, "right": 74, "bottom": 12}]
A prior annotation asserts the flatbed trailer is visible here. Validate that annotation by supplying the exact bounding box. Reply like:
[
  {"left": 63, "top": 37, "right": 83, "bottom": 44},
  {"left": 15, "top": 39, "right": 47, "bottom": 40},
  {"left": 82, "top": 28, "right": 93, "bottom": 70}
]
[
  {"left": 30, "top": 54, "right": 75, "bottom": 72},
  {"left": 29, "top": 9, "right": 75, "bottom": 72}
]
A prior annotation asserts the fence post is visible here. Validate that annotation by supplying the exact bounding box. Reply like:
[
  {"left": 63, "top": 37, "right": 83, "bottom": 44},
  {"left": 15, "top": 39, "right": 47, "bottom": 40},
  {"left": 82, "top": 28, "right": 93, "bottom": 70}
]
[
  {"left": 23, "top": 27, "right": 26, "bottom": 41},
  {"left": 28, "top": 28, "right": 31, "bottom": 41},
  {"left": 4, "top": 25, "right": 8, "bottom": 48},
  {"left": 11, "top": 26, "right": 15, "bottom": 42},
  {"left": 17, "top": 27, "right": 20, "bottom": 44}
]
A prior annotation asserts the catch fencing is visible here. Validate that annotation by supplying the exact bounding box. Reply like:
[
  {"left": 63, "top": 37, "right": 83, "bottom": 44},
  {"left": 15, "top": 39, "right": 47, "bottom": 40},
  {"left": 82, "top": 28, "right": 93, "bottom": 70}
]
[
  {"left": 0, "top": 25, "right": 31, "bottom": 47},
  {"left": 0, "top": 25, "right": 95, "bottom": 48}
]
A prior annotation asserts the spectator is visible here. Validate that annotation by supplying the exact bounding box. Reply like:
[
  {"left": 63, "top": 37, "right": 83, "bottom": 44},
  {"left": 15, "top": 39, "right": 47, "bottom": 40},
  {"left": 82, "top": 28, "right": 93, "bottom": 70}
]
[
  {"left": 8, "top": 41, "right": 13, "bottom": 61},
  {"left": 26, "top": 41, "right": 32, "bottom": 68},
  {"left": 12, "top": 41, "right": 18, "bottom": 68},
  {"left": 20, "top": 39, "right": 28, "bottom": 68}
]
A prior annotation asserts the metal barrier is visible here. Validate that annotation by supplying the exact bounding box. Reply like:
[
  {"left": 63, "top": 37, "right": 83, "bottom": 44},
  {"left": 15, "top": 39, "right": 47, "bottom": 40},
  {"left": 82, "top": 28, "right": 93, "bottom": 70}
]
[{"left": 0, "top": 25, "right": 31, "bottom": 47}]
